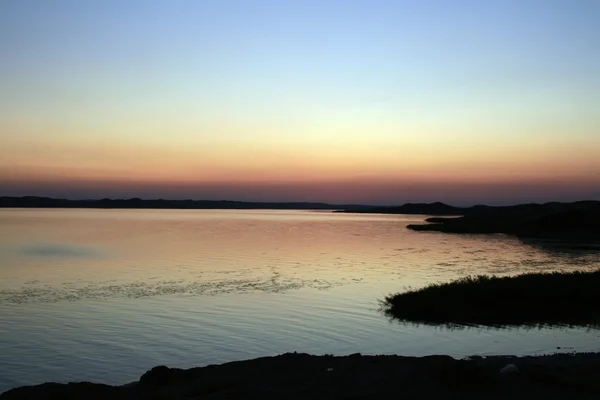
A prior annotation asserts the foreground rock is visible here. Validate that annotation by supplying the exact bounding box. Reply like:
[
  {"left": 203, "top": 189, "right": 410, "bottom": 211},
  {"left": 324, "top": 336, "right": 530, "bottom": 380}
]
[{"left": 3, "top": 352, "right": 600, "bottom": 399}]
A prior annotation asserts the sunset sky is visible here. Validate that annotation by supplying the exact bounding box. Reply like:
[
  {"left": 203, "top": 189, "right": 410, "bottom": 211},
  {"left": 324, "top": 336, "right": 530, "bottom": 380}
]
[{"left": 1, "top": 0, "right": 599, "bottom": 205}]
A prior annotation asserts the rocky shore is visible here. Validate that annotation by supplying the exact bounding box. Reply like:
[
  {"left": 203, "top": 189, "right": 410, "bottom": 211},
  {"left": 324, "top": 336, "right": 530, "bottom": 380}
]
[{"left": 3, "top": 352, "right": 600, "bottom": 399}]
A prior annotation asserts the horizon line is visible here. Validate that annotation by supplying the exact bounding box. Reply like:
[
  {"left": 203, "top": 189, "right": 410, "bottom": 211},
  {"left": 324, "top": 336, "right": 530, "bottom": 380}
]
[{"left": 2, "top": 195, "right": 599, "bottom": 209}]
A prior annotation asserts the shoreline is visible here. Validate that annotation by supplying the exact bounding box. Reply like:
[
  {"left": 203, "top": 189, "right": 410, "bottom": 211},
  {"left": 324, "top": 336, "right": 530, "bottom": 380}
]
[{"left": 3, "top": 351, "right": 600, "bottom": 399}]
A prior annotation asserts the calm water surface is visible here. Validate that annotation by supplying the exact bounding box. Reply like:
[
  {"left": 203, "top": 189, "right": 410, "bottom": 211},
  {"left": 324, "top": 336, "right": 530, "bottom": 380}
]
[{"left": 1, "top": 209, "right": 600, "bottom": 391}]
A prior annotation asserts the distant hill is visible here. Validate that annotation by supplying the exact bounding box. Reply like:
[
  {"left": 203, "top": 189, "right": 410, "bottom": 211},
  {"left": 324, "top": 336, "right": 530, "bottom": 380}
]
[
  {"left": 406, "top": 200, "right": 600, "bottom": 238},
  {"left": 0, "top": 196, "right": 372, "bottom": 211},
  {"left": 339, "top": 201, "right": 466, "bottom": 215}
]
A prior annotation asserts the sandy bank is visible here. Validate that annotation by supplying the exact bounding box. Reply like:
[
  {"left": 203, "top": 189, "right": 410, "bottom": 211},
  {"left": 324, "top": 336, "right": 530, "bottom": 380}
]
[{"left": 2, "top": 352, "right": 600, "bottom": 399}]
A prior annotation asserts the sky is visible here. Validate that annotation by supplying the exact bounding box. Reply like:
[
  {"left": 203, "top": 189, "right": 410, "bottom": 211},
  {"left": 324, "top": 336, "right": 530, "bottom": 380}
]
[{"left": 1, "top": 0, "right": 599, "bottom": 205}]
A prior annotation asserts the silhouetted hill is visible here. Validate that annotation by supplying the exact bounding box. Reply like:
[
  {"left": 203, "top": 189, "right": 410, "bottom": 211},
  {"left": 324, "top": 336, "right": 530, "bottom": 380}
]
[
  {"left": 341, "top": 201, "right": 465, "bottom": 215},
  {"left": 0, "top": 196, "right": 372, "bottom": 211},
  {"left": 407, "top": 200, "right": 600, "bottom": 239}
]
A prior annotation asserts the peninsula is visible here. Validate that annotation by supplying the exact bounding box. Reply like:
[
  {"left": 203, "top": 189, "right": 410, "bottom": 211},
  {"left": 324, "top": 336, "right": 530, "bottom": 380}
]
[{"left": 404, "top": 200, "right": 600, "bottom": 238}]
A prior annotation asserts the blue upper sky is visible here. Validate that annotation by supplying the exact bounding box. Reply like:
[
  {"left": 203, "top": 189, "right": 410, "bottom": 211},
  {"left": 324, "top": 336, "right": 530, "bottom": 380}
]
[{"left": 1, "top": 0, "right": 599, "bottom": 204}]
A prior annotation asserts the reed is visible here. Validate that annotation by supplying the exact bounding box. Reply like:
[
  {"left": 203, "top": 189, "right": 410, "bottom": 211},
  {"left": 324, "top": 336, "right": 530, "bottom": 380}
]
[{"left": 382, "top": 269, "right": 600, "bottom": 328}]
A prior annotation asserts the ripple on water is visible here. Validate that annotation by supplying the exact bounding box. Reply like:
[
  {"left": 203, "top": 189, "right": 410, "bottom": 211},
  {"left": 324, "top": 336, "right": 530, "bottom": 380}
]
[
  {"left": 1, "top": 209, "right": 600, "bottom": 393},
  {"left": 0, "top": 272, "right": 359, "bottom": 304}
]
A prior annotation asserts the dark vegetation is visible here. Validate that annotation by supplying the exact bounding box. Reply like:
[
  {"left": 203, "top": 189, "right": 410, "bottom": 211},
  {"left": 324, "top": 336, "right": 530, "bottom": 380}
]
[
  {"left": 405, "top": 200, "right": 600, "bottom": 238},
  {"left": 382, "top": 270, "right": 600, "bottom": 328},
  {"left": 5, "top": 352, "right": 600, "bottom": 399},
  {"left": 0, "top": 196, "right": 370, "bottom": 211}
]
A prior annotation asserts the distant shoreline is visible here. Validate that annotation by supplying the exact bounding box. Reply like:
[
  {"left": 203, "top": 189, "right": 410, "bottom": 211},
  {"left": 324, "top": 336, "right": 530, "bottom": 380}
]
[
  {"left": 0, "top": 196, "right": 371, "bottom": 211},
  {"left": 2, "top": 197, "right": 599, "bottom": 221}
]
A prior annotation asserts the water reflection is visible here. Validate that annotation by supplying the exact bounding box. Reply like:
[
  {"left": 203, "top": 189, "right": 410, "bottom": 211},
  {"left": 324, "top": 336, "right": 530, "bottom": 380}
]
[
  {"left": 385, "top": 317, "right": 600, "bottom": 331},
  {"left": 1, "top": 209, "right": 600, "bottom": 392},
  {"left": 518, "top": 236, "right": 600, "bottom": 256},
  {"left": 19, "top": 243, "right": 105, "bottom": 259},
  {"left": 0, "top": 267, "right": 361, "bottom": 304}
]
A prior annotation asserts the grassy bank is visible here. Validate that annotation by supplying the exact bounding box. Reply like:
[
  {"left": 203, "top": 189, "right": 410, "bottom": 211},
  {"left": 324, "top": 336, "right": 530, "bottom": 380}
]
[{"left": 382, "top": 269, "right": 600, "bottom": 328}]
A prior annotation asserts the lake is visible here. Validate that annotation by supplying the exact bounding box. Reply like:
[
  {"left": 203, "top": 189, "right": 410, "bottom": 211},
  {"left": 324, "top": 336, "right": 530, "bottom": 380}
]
[{"left": 1, "top": 208, "right": 599, "bottom": 392}]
